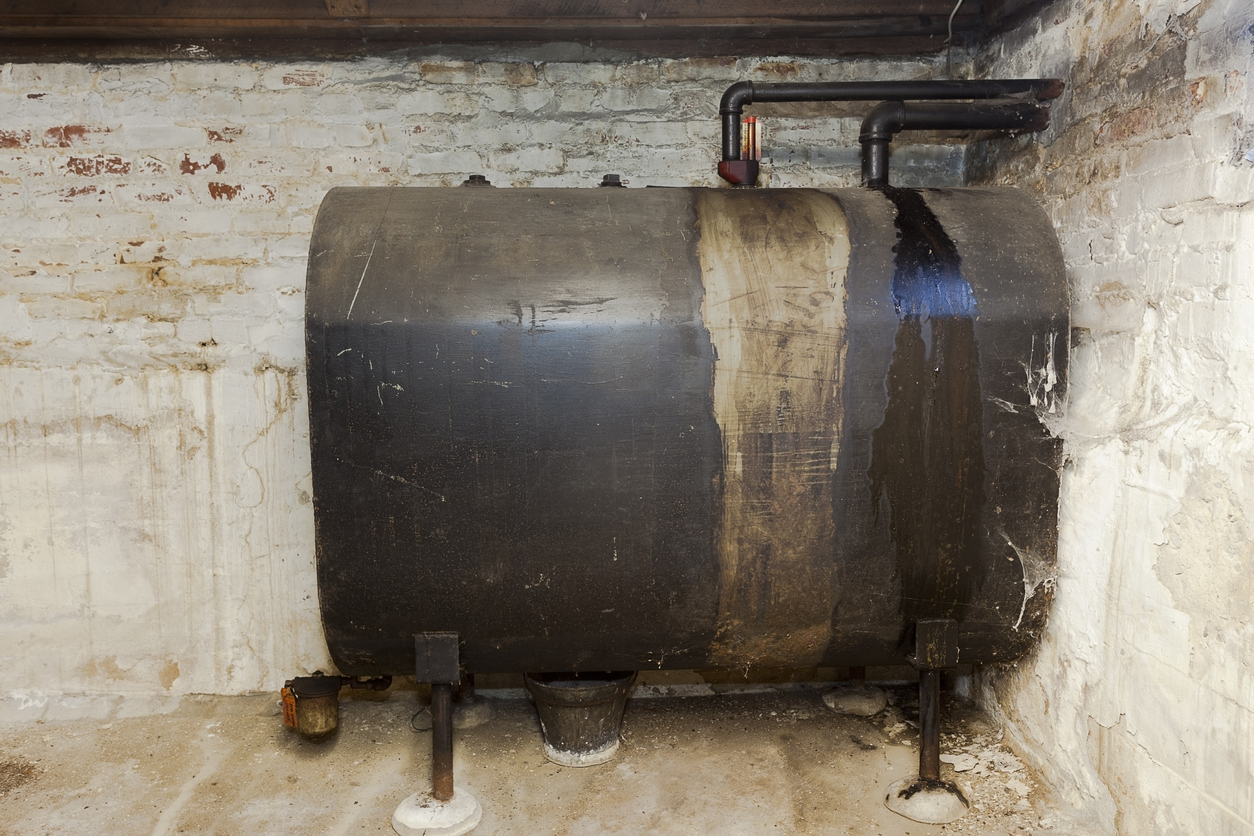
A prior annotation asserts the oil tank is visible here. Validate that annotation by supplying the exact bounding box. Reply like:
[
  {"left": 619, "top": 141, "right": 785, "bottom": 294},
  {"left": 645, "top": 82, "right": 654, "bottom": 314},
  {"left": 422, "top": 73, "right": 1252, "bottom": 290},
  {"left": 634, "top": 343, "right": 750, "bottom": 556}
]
[{"left": 306, "top": 185, "right": 1067, "bottom": 677}]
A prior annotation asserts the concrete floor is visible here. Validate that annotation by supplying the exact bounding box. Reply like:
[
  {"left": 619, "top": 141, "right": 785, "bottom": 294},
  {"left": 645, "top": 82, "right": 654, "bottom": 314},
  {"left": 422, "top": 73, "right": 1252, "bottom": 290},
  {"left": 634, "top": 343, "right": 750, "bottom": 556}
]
[{"left": 0, "top": 685, "right": 1090, "bottom": 835}]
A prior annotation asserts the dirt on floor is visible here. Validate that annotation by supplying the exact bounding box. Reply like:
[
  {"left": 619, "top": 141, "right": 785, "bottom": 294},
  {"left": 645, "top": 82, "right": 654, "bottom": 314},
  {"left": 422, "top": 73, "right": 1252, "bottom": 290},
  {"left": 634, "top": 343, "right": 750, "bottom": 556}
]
[{"left": 0, "top": 685, "right": 1094, "bottom": 835}]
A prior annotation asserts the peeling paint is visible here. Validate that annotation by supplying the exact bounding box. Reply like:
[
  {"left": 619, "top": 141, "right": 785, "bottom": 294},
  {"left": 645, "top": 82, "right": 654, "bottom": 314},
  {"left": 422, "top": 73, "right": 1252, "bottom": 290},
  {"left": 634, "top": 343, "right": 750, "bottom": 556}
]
[{"left": 697, "top": 189, "right": 850, "bottom": 667}]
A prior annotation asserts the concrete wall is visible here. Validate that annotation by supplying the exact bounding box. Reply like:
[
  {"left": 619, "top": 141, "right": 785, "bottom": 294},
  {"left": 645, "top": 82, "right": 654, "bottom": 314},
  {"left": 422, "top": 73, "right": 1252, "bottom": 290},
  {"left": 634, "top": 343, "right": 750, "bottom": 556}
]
[
  {"left": 0, "top": 52, "right": 962, "bottom": 700},
  {"left": 968, "top": 0, "right": 1254, "bottom": 833}
]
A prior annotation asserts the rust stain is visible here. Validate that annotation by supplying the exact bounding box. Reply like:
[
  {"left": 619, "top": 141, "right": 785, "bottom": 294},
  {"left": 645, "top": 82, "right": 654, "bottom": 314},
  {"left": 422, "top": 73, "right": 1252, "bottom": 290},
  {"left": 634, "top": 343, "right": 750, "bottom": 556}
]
[{"left": 696, "top": 189, "right": 850, "bottom": 667}]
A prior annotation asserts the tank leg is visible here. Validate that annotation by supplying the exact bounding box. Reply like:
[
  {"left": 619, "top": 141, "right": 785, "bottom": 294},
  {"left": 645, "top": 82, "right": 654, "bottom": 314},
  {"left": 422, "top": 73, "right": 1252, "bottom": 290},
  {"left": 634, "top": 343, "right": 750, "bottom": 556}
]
[
  {"left": 884, "top": 668, "right": 969, "bottom": 824},
  {"left": 392, "top": 634, "right": 482, "bottom": 836},
  {"left": 431, "top": 683, "right": 455, "bottom": 802},
  {"left": 918, "top": 670, "right": 941, "bottom": 780}
]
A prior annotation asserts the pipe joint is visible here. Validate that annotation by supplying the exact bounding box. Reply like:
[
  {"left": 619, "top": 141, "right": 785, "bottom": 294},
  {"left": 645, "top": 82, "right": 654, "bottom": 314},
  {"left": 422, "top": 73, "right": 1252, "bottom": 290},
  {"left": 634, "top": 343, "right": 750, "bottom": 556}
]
[{"left": 719, "top": 80, "right": 754, "bottom": 115}]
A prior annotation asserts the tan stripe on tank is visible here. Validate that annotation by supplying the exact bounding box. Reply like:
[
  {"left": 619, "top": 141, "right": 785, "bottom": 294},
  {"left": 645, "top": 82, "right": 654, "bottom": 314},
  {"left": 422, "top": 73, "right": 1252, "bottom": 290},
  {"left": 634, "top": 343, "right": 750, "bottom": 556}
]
[{"left": 696, "top": 189, "right": 851, "bottom": 668}]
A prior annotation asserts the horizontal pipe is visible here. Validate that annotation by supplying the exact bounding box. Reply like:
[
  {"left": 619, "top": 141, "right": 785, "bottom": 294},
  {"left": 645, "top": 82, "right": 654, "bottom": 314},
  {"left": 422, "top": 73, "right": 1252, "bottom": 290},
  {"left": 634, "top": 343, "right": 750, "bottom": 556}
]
[
  {"left": 719, "top": 78, "right": 1063, "bottom": 161},
  {"left": 859, "top": 100, "right": 1051, "bottom": 186}
]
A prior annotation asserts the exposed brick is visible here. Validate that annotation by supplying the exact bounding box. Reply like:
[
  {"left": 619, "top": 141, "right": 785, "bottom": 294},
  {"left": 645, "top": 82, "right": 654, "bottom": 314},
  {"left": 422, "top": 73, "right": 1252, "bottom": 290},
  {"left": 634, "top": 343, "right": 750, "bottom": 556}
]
[
  {"left": 661, "top": 57, "right": 738, "bottom": 81},
  {"left": 29, "top": 182, "right": 113, "bottom": 208},
  {"left": 137, "top": 156, "right": 171, "bottom": 175},
  {"left": 749, "top": 60, "right": 802, "bottom": 79},
  {"left": 206, "top": 182, "right": 277, "bottom": 204},
  {"left": 0, "top": 129, "right": 33, "bottom": 149},
  {"left": 479, "top": 63, "right": 538, "bottom": 87},
  {"left": 43, "top": 126, "right": 113, "bottom": 148},
  {"left": 1096, "top": 107, "right": 1157, "bottom": 146},
  {"left": 612, "top": 63, "right": 662, "bottom": 85},
  {"left": 419, "top": 61, "right": 476, "bottom": 85},
  {"left": 179, "top": 153, "right": 228, "bottom": 175},
  {"left": 59, "top": 155, "right": 132, "bottom": 177},
  {"left": 206, "top": 127, "right": 245, "bottom": 144},
  {"left": 115, "top": 183, "right": 196, "bottom": 207},
  {"left": 263, "top": 67, "right": 327, "bottom": 89}
]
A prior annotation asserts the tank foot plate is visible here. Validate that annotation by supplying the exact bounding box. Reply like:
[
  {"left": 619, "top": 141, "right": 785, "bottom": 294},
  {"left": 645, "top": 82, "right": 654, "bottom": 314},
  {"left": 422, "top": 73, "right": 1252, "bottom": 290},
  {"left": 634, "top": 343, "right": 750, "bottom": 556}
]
[
  {"left": 821, "top": 683, "right": 888, "bottom": 717},
  {"left": 392, "top": 788, "right": 482, "bottom": 836},
  {"left": 884, "top": 776, "right": 969, "bottom": 824}
]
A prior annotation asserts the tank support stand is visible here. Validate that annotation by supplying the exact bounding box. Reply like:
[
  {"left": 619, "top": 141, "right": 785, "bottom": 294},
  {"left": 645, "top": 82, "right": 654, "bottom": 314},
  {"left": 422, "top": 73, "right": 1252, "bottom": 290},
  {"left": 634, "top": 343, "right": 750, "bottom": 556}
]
[
  {"left": 885, "top": 619, "right": 970, "bottom": 825},
  {"left": 392, "top": 633, "right": 482, "bottom": 836}
]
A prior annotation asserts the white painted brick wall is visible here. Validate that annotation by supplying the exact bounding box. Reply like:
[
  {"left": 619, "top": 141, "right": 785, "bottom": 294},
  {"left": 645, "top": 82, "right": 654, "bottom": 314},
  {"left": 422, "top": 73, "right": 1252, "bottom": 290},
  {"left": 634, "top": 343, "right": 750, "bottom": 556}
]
[
  {"left": 968, "top": 0, "right": 1254, "bottom": 833},
  {"left": 0, "top": 51, "right": 963, "bottom": 701}
]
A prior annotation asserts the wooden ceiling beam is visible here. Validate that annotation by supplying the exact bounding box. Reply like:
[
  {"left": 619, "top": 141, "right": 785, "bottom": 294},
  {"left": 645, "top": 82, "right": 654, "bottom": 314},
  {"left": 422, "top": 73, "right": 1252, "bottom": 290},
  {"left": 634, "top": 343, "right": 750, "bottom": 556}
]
[{"left": 0, "top": 1, "right": 1059, "bottom": 58}]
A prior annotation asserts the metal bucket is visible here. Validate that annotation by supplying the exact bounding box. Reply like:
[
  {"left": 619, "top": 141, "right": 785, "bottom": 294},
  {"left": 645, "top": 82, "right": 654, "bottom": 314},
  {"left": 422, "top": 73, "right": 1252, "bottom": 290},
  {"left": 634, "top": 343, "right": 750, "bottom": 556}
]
[{"left": 524, "top": 671, "right": 636, "bottom": 767}]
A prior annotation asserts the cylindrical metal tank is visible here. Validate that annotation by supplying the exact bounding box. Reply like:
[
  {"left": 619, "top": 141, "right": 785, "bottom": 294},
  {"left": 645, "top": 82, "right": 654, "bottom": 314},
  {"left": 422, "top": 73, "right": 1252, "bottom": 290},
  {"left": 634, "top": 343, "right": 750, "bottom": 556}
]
[{"left": 306, "top": 186, "right": 1067, "bottom": 676}]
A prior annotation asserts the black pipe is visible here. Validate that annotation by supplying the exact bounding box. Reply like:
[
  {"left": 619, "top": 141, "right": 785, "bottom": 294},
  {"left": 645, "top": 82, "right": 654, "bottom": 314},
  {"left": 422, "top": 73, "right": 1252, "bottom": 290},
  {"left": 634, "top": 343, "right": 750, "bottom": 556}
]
[
  {"left": 719, "top": 79, "right": 1063, "bottom": 162},
  {"left": 860, "top": 100, "right": 1051, "bottom": 186},
  {"left": 431, "top": 683, "right": 454, "bottom": 802},
  {"left": 919, "top": 670, "right": 941, "bottom": 781}
]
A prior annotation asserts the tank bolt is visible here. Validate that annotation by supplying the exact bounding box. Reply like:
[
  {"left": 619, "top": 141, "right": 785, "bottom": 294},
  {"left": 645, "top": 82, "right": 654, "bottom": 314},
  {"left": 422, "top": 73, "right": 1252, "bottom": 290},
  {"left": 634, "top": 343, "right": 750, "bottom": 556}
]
[
  {"left": 462, "top": 174, "right": 493, "bottom": 187},
  {"left": 599, "top": 173, "right": 626, "bottom": 187}
]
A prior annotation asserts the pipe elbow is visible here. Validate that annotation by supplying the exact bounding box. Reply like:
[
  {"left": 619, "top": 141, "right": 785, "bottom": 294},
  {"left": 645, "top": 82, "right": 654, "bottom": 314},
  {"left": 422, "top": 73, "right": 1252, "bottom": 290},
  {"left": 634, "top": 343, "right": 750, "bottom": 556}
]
[
  {"left": 859, "top": 100, "right": 907, "bottom": 143},
  {"left": 719, "top": 81, "right": 754, "bottom": 115}
]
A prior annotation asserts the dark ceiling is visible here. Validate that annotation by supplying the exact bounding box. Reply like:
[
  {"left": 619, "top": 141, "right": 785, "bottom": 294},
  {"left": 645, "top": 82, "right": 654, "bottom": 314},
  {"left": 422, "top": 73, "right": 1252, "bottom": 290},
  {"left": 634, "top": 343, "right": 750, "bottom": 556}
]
[{"left": 0, "top": 1, "right": 1054, "bottom": 59}]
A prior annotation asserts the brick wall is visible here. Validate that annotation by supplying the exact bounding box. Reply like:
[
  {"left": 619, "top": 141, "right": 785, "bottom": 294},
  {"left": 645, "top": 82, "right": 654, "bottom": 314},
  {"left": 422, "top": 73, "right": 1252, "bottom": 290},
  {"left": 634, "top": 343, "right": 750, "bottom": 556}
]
[{"left": 967, "top": 0, "right": 1254, "bottom": 832}]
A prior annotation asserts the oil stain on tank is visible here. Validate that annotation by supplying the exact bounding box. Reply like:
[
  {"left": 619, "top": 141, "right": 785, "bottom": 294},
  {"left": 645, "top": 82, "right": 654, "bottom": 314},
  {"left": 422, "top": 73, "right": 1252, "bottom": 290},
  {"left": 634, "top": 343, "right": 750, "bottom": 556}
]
[{"left": 868, "top": 188, "right": 986, "bottom": 625}]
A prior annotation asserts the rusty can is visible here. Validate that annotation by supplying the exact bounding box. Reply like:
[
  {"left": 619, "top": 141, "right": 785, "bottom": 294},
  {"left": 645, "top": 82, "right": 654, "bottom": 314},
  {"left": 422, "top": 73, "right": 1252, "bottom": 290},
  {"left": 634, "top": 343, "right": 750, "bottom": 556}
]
[{"left": 286, "top": 675, "right": 342, "bottom": 740}]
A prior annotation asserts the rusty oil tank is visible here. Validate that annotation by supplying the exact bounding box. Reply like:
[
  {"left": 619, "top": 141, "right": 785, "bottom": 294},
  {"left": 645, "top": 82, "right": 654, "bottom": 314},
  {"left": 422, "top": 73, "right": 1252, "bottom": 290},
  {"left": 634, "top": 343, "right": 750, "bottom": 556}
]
[{"left": 305, "top": 185, "right": 1067, "bottom": 677}]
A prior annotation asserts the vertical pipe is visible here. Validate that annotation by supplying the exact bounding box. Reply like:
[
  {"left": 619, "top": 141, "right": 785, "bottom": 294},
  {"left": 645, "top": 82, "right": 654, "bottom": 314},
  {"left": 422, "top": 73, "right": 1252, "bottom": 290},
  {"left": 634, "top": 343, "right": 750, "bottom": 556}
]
[
  {"left": 918, "top": 670, "right": 941, "bottom": 780},
  {"left": 431, "top": 683, "right": 454, "bottom": 801},
  {"left": 861, "top": 138, "right": 891, "bottom": 186}
]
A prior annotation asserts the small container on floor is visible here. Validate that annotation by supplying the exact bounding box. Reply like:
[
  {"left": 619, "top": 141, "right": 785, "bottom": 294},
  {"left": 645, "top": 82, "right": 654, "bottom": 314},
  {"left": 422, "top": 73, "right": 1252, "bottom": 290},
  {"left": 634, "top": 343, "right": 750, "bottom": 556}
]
[{"left": 524, "top": 671, "right": 636, "bottom": 767}]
